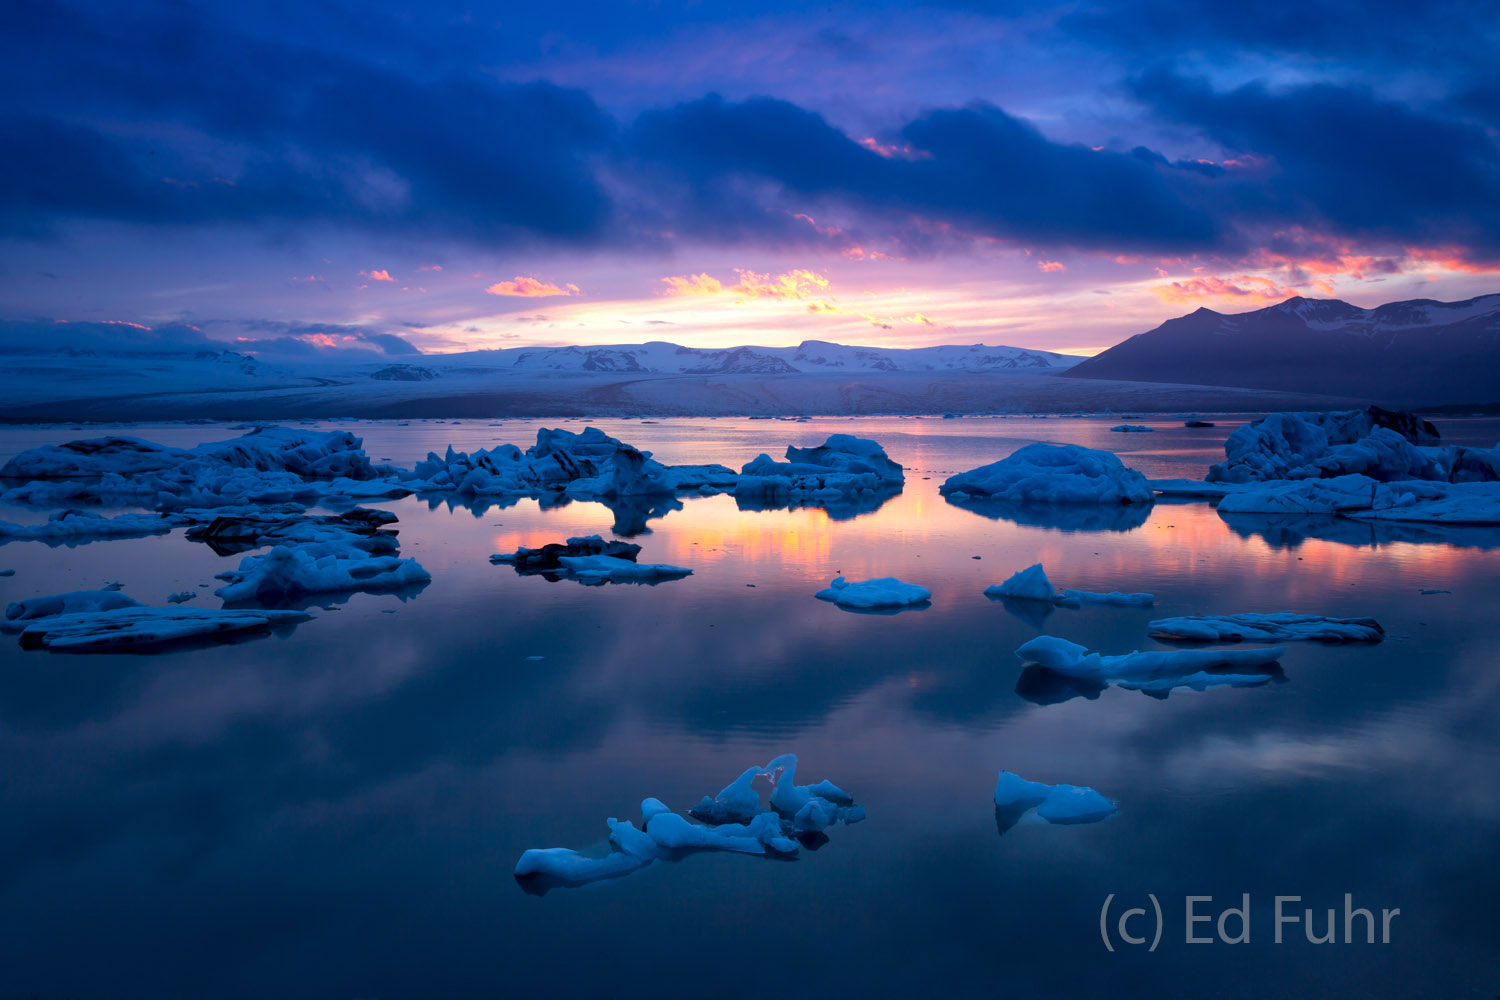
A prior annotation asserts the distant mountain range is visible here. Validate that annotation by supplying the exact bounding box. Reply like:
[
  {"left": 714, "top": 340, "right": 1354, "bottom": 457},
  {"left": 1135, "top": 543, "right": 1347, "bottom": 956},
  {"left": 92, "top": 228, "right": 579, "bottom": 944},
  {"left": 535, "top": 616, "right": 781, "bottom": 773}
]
[
  {"left": 1066, "top": 293, "right": 1500, "bottom": 407},
  {"left": 433, "top": 339, "right": 1079, "bottom": 375}
]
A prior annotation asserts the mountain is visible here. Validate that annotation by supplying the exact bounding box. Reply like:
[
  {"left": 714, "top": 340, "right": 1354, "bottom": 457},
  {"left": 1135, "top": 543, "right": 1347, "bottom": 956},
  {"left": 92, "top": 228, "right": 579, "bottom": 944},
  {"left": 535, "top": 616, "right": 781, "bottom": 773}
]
[
  {"left": 441, "top": 339, "right": 1079, "bottom": 375},
  {"left": 1065, "top": 293, "right": 1500, "bottom": 407}
]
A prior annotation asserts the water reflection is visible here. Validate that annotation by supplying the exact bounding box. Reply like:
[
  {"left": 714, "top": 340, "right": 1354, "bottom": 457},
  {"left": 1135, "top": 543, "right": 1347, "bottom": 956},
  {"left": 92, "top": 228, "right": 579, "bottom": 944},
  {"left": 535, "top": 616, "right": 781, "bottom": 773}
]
[{"left": 946, "top": 496, "right": 1153, "bottom": 533}]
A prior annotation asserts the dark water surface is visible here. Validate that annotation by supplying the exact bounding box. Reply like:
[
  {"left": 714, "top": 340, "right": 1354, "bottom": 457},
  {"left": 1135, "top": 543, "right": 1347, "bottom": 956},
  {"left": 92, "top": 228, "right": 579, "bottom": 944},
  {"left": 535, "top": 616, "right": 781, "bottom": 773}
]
[{"left": 1, "top": 415, "right": 1498, "bottom": 998}]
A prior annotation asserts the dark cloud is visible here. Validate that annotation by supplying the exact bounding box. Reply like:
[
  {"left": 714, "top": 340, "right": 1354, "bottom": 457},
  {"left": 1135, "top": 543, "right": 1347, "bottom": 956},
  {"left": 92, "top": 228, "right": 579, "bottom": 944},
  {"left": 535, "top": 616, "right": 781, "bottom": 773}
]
[
  {"left": 1132, "top": 70, "right": 1500, "bottom": 254},
  {"left": 1, "top": 0, "right": 1497, "bottom": 263}
]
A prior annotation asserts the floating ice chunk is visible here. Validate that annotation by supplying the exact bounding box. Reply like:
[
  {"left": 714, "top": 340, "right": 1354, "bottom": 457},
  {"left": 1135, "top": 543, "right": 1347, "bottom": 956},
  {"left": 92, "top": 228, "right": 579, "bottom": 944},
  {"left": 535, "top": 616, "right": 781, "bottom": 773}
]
[
  {"left": 1015, "top": 634, "right": 1287, "bottom": 679},
  {"left": 1149, "top": 612, "right": 1384, "bottom": 643},
  {"left": 1348, "top": 480, "right": 1500, "bottom": 524},
  {"left": 1148, "top": 479, "right": 1255, "bottom": 499},
  {"left": 661, "top": 464, "right": 739, "bottom": 491},
  {"left": 213, "top": 542, "right": 430, "bottom": 603},
  {"left": 1207, "top": 408, "right": 1449, "bottom": 484},
  {"left": 555, "top": 555, "right": 692, "bottom": 584},
  {"left": 1215, "top": 475, "right": 1379, "bottom": 515},
  {"left": 166, "top": 591, "right": 196, "bottom": 604},
  {"left": 403, "top": 426, "right": 675, "bottom": 499},
  {"left": 0, "top": 509, "right": 184, "bottom": 543},
  {"left": 941, "top": 443, "right": 1154, "bottom": 505},
  {"left": 1035, "top": 785, "right": 1118, "bottom": 824},
  {"left": 1117, "top": 671, "right": 1278, "bottom": 696},
  {"left": 732, "top": 435, "right": 904, "bottom": 507},
  {"left": 512, "top": 847, "right": 648, "bottom": 883},
  {"left": 985, "top": 563, "right": 1056, "bottom": 602},
  {"left": 15, "top": 605, "right": 310, "bottom": 652},
  {"left": 993, "top": 770, "right": 1116, "bottom": 827},
  {"left": 1110, "top": 424, "right": 1154, "bottom": 433},
  {"left": 6, "top": 589, "right": 144, "bottom": 621},
  {"left": 515, "top": 758, "right": 861, "bottom": 892},
  {"left": 815, "top": 576, "right": 931, "bottom": 610},
  {"left": 984, "top": 564, "right": 1152, "bottom": 607},
  {"left": 183, "top": 506, "right": 399, "bottom": 555}
]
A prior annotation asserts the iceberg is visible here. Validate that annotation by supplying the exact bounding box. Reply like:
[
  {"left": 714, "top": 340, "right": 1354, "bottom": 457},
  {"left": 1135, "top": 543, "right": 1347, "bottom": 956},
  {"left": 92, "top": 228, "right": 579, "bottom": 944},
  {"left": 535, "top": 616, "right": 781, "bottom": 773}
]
[
  {"left": 1110, "top": 424, "right": 1154, "bottom": 433},
  {"left": 815, "top": 576, "right": 931, "bottom": 611},
  {"left": 213, "top": 541, "right": 431, "bottom": 604},
  {"left": 516, "top": 754, "right": 863, "bottom": 893},
  {"left": 0, "top": 509, "right": 185, "bottom": 544},
  {"left": 732, "top": 434, "right": 905, "bottom": 508},
  {"left": 984, "top": 563, "right": 1153, "bottom": 607},
  {"left": 554, "top": 555, "right": 692, "bottom": 584},
  {"left": 1015, "top": 634, "right": 1287, "bottom": 680},
  {"left": 182, "top": 506, "right": 399, "bottom": 555},
  {"left": 993, "top": 770, "right": 1116, "bottom": 832},
  {"left": 490, "top": 535, "right": 642, "bottom": 571},
  {"left": 941, "top": 443, "right": 1154, "bottom": 505},
  {"left": 14, "top": 605, "right": 311, "bottom": 652},
  {"left": 1148, "top": 612, "right": 1384, "bottom": 644},
  {"left": 1216, "top": 476, "right": 1500, "bottom": 525},
  {"left": 401, "top": 426, "right": 674, "bottom": 499},
  {"left": 1202, "top": 407, "right": 1497, "bottom": 484}
]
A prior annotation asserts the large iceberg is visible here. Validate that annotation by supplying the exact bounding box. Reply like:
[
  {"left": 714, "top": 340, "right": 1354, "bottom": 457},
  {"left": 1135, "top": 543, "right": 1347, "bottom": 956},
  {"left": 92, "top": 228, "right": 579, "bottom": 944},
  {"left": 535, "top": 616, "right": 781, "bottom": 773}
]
[
  {"left": 1149, "top": 612, "right": 1384, "bottom": 643},
  {"left": 182, "top": 506, "right": 399, "bottom": 556},
  {"left": 401, "top": 426, "right": 675, "bottom": 499},
  {"left": 993, "top": 771, "right": 1116, "bottom": 832},
  {"left": 6, "top": 589, "right": 144, "bottom": 622},
  {"left": 1216, "top": 475, "right": 1500, "bottom": 525},
  {"left": 984, "top": 563, "right": 1153, "bottom": 607},
  {"left": 515, "top": 754, "right": 864, "bottom": 892},
  {"left": 1015, "top": 634, "right": 1287, "bottom": 680},
  {"left": 1205, "top": 407, "right": 1500, "bottom": 485},
  {"left": 815, "top": 576, "right": 931, "bottom": 611},
  {"left": 733, "top": 434, "right": 904, "bottom": 508},
  {"left": 941, "top": 443, "right": 1154, "bottom": 506}
]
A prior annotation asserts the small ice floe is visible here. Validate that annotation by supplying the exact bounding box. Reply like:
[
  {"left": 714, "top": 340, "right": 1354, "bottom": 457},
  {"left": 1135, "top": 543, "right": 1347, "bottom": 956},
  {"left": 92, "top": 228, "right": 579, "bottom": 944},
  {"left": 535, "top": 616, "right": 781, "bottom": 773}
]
[
  {"left": 492, "top": 536, "right": 690, "bottom": 586},
  {"left": 1115, "top": 671, "right": 1283, "bottom": 698},
  {"left": 490, "top": 535, "right": 641, "bottom": 571},
  {"left": 1148, "top": 612, "right": 1383, "bottom": 644},
  {"left": 1148, "top": 479, "right": 1253, "bottom": 499},
  {"left": 213, "top": 541, "right": 431, "bottom": 604},
  {"left": 941, "top": 443, "right": 1154, "bottom": 506},
  {"left": 984, "top": 563, "right": 1153, "bottom": 608},
  {"left": 815, "top": 576, "right": 931, "bottom": 611},
  {"left": 556, "top": 555, "right": 691, "bottom": 584},
  {"left": 1215, "top": 475, "right": 1378, "bottom": 515},
  {"left": 0, "top": 509, "right": 185, "bottom": 545},
  {"left": 0, "top": 569, "right": 13, "bottom": 577},
  {"left": 1185, "top": 420, "right": 1216, "bottom": 428},
  {"left": 14, "top": 605, "right": 311, "bottom": 652},
  {"left": 1015, "top": 635, "right": 1287, "bottom": 680},
  {"left": 993, "top": 770, "right": 1116, "bottom": 834},
  {"left": 1110, "top": 424, "right": 1154, "bottom": 433},
  {"left": 6, "top": 589, "right": 142, "bottom": 622},
  {"left": 166, "top": 591, "right": 197, "bottom": 604},
  {"left": 514, "top": 754, "right": 863, "bottom": 893}
]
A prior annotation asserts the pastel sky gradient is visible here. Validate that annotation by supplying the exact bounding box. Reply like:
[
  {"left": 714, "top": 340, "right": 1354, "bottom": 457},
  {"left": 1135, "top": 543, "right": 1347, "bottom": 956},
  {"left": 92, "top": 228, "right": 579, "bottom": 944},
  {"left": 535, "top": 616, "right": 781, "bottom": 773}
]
[{"left": 2, "top": 0, "right": 1498, "bottom": 358}]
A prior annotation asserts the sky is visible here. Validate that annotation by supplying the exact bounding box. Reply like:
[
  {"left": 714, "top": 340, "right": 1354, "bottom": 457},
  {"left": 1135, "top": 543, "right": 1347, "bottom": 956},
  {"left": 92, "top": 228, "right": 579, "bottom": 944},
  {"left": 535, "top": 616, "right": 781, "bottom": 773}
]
[{"left": 2, "top": 0, "right": 1498, "bottom": 360}]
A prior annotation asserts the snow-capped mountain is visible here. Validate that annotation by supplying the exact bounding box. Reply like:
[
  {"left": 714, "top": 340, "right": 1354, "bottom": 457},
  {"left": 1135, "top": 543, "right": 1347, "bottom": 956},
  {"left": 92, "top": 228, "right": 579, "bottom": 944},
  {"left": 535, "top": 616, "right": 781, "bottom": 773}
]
[
  {"left": 424, "top": 339, "right": 1078, "bottom": 375},
  {"left": 1066, "top": 293, "right": 1500, "bottom": 406}
]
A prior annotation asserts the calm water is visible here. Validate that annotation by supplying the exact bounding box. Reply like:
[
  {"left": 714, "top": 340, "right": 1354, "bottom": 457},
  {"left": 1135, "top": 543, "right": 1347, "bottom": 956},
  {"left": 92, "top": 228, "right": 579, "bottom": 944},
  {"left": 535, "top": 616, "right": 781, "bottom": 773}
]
[{"left": 1, "top": 415, "right": 1498, "bottom": 998}]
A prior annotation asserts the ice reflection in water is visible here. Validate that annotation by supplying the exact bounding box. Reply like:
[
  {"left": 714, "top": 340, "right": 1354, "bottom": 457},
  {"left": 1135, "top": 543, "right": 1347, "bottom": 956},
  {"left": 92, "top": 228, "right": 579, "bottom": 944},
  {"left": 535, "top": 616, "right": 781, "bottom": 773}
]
[{"left": 0, "top": 415, "right": 1498, "bottom": 998}]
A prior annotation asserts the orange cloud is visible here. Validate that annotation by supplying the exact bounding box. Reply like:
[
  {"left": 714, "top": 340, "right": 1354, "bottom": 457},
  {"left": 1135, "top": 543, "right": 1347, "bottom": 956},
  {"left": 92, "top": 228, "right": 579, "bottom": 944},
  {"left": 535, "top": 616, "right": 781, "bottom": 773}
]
[
  {"left": 486, "top": 276, "right": 581, "bottom": 297},
  {"left": 361, "top": 269, "right": 394, "bottom": 282},
  {"left": 1405, "top": 246, "right": 1500, "bottom": 274},
  {"left": 660, "top": 273, "right": 724, "bottom": 296},
  {"left": 1152, "top": 274, "right": 1306, "bottom": 307},
  {"left": 660, "top": 268, "right": 830, "bottom": 301}
]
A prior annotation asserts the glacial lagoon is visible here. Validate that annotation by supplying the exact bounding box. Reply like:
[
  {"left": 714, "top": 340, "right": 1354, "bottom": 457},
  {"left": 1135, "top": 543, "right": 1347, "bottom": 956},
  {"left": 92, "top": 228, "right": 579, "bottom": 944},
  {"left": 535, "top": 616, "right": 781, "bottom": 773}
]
[{"left": 2, "top": 414, "right": 1498, "bottom": 997}]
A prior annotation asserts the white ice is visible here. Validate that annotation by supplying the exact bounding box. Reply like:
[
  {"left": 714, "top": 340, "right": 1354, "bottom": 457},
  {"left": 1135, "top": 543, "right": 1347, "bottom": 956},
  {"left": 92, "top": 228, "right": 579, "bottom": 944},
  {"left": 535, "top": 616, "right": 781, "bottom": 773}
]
[
  {"left": 15, "top": 605, "right": 310, "bottom": 651},
  {"left": 554, "top": 554, "right": 692, "bottom": 583},
  {"left": 0, "top": 509, "right": 184, "bottom": 542},
  {"left": 984, "top": 563, "right": 1152, "bottom": 607},
  {"left": 1015, "top": 634, "right": 1287, "bottom": 679},
  {"left": 941, "top": 443, "right": 1154, "bottom": 505},
  {"left": 815, "top": 576, "right": 931, "bottom": 609},
  {"left": 214, "top": 541, "right": 430, "bottom": 602},
  {"left": 6, "top": 589, "right": 143, "bottom": 621}
]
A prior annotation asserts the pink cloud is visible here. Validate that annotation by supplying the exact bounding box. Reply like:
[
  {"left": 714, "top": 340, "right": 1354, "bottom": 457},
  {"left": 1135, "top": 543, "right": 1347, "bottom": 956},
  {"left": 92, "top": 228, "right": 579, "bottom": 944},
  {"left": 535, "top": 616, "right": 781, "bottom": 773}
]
[
  {"left": 360, "top": 269, "right": 395, "bottom": 282},
  {"left": 486, "top": 276, "right": 581, "bottom": 297},
  {"left": 1038, "top": 260, "right": 1066, "bottom": 272}
]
